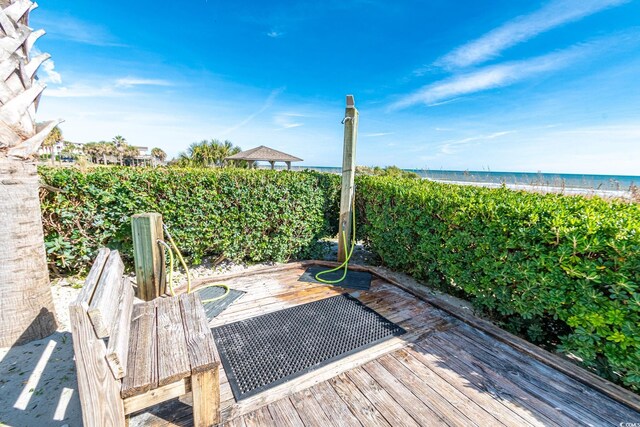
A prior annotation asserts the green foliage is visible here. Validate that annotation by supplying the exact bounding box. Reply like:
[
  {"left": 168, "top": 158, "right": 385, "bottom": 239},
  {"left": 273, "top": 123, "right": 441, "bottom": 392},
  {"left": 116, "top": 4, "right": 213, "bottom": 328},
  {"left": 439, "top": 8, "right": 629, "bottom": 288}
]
[
  {"left": 171, "top": 139, "right": 242, "bottom": 168},
  {"left": 356, "top": 165, "right": 421, "bottom": 179},
  {"left": 151, "top": 147, "right": 167, "bottom": 162},
  {"left": 356, "top": 176, "right": 640, "bottom": 390},
  {"left": 39, "top": 167, "right": 339, "bottom": 273}
]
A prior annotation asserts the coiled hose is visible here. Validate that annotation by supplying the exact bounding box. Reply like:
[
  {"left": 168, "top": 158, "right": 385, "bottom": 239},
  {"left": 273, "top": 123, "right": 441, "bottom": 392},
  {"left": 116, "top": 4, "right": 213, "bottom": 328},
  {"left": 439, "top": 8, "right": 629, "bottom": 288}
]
[
  {"left": 159, "top": 225, "right": 229, "bottom": 304},
  {"left": 314, "top": 196, "right": 356, "bottom": 284}
]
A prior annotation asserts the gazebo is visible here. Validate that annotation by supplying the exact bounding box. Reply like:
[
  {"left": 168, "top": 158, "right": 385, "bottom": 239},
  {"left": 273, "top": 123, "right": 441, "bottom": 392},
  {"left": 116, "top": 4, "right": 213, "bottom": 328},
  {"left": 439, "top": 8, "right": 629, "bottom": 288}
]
[{"left": 225, "top": 145, "right": 303, "bottom": 170}]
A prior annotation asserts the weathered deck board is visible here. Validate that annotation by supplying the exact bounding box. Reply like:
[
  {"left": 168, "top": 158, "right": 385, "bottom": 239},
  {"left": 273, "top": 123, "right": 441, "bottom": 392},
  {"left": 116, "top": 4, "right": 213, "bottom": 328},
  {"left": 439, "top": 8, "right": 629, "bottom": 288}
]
[
  {"left": 345, "top": 367, "right": 425, "bottom": 427},
  {"left": 308, "top": 381, "right": 363, "bottom": 427},
  {"left": 389, "top": 348, "right": 507, "bottom": 427},
  {"left": 267, "top": 397, "right": 304, "bottom": 427},
  {"left": 374, "top": 355, "right": 477, "bottom": 427},
  {"left": 448, "top": 324, "right": 640, "bottom": 422},
  {"left": 130, "top": 265, "right": 640, "bottom": 427},
  {"left": 288, "top": 388, "right": 333, "bottom": 427},
  {"left": 328, "top": 373, "right": 391, "bottom": 427}
]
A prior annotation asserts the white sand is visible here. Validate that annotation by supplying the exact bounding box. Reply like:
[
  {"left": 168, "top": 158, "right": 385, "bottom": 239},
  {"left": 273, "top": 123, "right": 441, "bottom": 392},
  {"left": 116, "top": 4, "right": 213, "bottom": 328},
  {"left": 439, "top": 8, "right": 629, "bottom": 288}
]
[
  {"left": 430, "top": 178, "right": 633, "bottom": 199},
  {"left": 0, "top": 280, "right": 83, "bottom": 427}
]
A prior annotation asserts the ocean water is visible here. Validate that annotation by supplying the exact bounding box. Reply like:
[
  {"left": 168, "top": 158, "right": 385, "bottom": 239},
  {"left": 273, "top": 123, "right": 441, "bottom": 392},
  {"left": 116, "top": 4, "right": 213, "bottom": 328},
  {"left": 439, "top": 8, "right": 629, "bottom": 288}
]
[
  {"left": 410, "top": 170, "right": 639, "bottom": 191},
  {"left": 284, "top": 166, "right": 639, "bottom": 191}
]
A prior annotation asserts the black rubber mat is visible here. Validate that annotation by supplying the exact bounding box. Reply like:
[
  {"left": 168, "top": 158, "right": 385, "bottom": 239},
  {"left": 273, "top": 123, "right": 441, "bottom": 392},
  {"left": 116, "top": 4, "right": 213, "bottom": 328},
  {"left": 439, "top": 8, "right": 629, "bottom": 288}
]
[
  {"left": 212, "top": 293, "right": 405, "bottom": 401},
  {"left": 194, "top": 286, "right": 245, "bottom": 321},
  {"left": 298, "top": 266, "right": 372, "bottom": 290}
]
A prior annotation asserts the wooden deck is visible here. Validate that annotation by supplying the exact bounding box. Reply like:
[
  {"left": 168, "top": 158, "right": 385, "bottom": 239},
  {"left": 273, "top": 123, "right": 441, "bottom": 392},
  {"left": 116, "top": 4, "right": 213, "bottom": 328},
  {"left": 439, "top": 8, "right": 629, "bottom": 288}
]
[{"left": 130, "top": 265, "right": 640, "bottom": 426}]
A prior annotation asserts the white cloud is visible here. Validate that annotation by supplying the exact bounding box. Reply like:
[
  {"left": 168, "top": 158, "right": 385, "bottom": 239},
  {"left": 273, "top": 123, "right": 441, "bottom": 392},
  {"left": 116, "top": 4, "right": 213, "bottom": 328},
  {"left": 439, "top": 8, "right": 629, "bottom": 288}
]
[
  {"left": 361, "top": 132, "right": 393, "bottom": 137},
  {"left": 33, "top": 13, "right": 124, "bottom": 47},
  {"left": 45, "top": 84, "right": 120, "bottom": 98},
  {"left": 45, "top": 76, "right": 172, "bottom": 98},
  {"left": 392, "top": 45, "right": 588, "bottom": 110},
  {"left": 40, "top": 60, "right": 62, "bottom": 84},
  {"left": 267, "top": 30, "right": 284, "bottom": 38},
  {"left": 439, "top": 131, "right": 514, "bottom": 155},
  {"left": 32, "top": 48, "right": 62, "bottom": 85},
  {"left": 437, "top": 0, "right": 629, "bottom": 69},
  {"left": 222, "top": 88, "right": 284, "bottom": 135},
  {"left": 115, "top": 78, "right": 172, "bottom": 88},
  {"left": 274, "top": 113, "right": 304, "bottom": 129}
]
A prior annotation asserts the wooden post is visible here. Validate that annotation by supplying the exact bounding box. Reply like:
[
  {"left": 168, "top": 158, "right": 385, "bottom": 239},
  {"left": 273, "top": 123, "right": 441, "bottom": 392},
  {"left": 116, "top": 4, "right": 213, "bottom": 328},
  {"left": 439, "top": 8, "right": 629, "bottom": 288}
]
[
  {"left": 131, "top": 213, "right": 166, "bottom": 301},
  {"left": 337, "top": 95, "right": 359, "bottom": 263}
]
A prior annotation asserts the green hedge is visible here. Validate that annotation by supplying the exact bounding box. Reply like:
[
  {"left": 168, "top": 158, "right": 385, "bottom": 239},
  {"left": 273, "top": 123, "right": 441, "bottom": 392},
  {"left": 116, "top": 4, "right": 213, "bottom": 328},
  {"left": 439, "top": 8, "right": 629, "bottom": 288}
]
[
  {"left": 356, "top": 176, "right": 640, "bottom": 390},
  {"left": 39, "top": 167, "right": 339, "bottom": 273}
]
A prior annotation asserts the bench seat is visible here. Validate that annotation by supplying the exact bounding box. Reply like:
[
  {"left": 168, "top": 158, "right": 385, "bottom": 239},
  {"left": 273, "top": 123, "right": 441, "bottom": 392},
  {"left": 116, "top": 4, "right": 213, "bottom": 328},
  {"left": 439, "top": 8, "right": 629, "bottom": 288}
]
[
  {"left": 70, "top": 248, "right": 220, "bottom": 427},
  {"left": 121, "top": 294, "right": 219, "bottom": 398}
]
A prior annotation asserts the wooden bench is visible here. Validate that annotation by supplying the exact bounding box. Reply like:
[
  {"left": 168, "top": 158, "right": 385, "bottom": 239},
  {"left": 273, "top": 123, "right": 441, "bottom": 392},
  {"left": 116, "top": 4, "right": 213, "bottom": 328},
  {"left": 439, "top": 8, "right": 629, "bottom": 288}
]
[{"left": 70, "top": 248, "right": 221, "bottom": 426}]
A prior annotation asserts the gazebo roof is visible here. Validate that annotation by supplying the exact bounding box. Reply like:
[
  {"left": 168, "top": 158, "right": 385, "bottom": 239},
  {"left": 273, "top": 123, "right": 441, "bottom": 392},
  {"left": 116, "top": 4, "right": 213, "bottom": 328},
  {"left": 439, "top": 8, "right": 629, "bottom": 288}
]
[{"left": 225, "top": 145, "right": 303, "bottom": 162}]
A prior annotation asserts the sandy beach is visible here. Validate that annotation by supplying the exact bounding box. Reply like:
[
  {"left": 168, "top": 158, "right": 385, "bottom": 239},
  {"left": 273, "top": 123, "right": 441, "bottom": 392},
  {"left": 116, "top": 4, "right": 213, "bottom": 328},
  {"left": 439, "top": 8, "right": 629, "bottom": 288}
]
[{"left": 429, "top": 178, "right": 634, "bottom": 200}]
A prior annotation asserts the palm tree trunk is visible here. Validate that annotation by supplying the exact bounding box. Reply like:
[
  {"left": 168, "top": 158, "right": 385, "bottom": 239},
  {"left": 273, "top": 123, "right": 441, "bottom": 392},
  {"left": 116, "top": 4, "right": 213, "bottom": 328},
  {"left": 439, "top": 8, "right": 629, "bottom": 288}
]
[
  {"left": 102, "top": 153, "right": 107, "bottom": 165},
  {"left": 0, "top": 158, "right": 57, "bottom": 347}
]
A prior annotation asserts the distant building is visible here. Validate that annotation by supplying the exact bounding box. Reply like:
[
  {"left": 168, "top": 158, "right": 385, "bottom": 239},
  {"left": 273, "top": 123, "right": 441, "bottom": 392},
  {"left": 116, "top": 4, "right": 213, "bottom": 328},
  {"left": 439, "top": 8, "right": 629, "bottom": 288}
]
[{"left": 38, "top": 142, "right": 152, "bottom": 165}]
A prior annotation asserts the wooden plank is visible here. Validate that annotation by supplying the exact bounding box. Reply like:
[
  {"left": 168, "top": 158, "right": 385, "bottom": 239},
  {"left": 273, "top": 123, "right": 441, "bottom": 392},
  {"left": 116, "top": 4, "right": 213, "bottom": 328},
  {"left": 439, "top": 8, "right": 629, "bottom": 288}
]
[
  {"left": 77, "top": 247, "right": 110, "bottom": 305},
  {"left": 345, "top": 367, "right": 425, "bottom": 427},
  {"left": 224, "top": 416, "right": 246, "bottom": 427},
  {"left": 156, "top": 297, "right": 191, "bottom": 387},
  {"left": 398, "top": 346, "right": 539, "bottom": 426},
  {"left": 410, "top": 340, "right": 551, "bottom": 426},
  {"left": 309, "top": 381, "right": 363, "bottom": 427},
  {"left": 242, "top": 406, "right": 277, "bottom": 427},
  {"left": 337, "top": 95, "right": 358, "bottom": 263},
  {"left": 123, "top": 378, "right": 191, "bottom": 415},
  {"left": 179, "top": 293, "right": 219, "bottom": 373},
  {"left": 212, "top": 285, "right": 341, "bottom": 320},
  {"left": 87, "top": 250, "right": 125, "bottom": 338},
  {"left": 387, "top": 350, "right": 505, "bottom": 427},
  {"left": 121, "top": 303, "right": 158, "bottom": 398},
  {"left": 441, "top": 326, "right": 639, "bottom": 423},
  {"left": 188, "top": 262, "right": 310, "bottom": 292},
  {"left": 365, "top": 264, "right": 640, "bottom": 413},
  {"left": 69, "top": 304, "right": 126, "bottom": 426},
  {"left": 192, "top": 369, "right": 220, "bottom": 427},
  {"left": 288, "top": 388, "right": 333, "bottom": 427},
  {"left": 362, "top": 359, "right": 456, "bottom": 426},
  {"left": 106, "top": 278, "right": 135, "bottom": 379},
  {"left": 267, "top": 398, "right": 305, "bottom": 427},
  {"left": 328, "top": 373, "right": 391, "bottom": 427},
  {"left": 132, "top": 213, "right": 166, "bottom": 301}
]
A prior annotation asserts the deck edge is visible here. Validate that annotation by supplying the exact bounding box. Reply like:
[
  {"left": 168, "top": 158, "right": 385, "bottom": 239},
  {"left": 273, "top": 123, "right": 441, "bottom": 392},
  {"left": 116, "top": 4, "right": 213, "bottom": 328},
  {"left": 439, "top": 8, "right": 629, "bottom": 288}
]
[{"left": 188, "top": 259, "right": 640, "bottom": 413}]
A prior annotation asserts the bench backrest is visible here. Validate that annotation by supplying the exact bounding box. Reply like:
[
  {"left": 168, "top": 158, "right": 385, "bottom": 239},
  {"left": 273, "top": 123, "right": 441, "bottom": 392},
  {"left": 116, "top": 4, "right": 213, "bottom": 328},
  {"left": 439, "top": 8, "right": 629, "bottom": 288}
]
[
  {"left": 69, "top": 247, "right": 130, "bottom": 426},
  {"left": 72, "top": 247, "right": 135, "bottom": 379}
]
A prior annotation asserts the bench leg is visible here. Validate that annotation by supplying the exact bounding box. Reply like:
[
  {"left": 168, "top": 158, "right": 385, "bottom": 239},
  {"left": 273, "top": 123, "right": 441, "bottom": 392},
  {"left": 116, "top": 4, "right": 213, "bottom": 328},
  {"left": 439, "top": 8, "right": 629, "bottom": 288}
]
[{"left": 191, "top": 367, "right": 220, "bottom": 427}]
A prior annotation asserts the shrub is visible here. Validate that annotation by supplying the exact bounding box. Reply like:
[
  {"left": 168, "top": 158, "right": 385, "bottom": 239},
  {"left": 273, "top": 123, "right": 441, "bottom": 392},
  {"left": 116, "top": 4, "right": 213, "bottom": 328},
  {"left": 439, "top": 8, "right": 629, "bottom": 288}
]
[
  {"left": 357, "top": 176, "right": 640, "bottom": 390},
  {"left": 39, "top": 167, "right": 339, "bottom": 273}
]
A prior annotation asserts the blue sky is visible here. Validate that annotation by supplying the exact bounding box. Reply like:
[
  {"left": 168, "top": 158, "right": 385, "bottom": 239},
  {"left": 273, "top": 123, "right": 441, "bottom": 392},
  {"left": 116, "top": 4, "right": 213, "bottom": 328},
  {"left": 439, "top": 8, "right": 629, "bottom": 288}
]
[{"left": 32, "top": 0, "right": 640, "bottom": 174}]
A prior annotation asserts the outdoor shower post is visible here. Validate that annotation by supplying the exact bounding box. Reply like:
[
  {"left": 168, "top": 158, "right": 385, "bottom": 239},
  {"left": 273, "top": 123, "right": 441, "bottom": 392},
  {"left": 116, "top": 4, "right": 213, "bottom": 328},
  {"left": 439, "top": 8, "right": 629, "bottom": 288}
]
[
  {"left": 338, "top": 95, "right": 359, "bottom": 263},
  {"left": 131, "top": 212, "right": 166, "bottom": 300}
]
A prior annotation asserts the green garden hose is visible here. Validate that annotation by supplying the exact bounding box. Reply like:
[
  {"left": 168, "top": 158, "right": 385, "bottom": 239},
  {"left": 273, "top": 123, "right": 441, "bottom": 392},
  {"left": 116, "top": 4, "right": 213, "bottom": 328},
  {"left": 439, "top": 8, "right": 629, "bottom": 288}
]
[
  {"left": 314, "top": 197, "right": 356, "bottom": 284},
  {"left": 159, "top": 225, "right": 230, "bottom": 304},
  {"left": 157, "top": 240, "right": 175, "bottom": 296}
]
